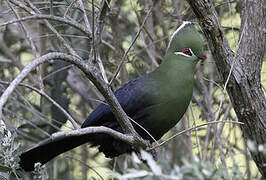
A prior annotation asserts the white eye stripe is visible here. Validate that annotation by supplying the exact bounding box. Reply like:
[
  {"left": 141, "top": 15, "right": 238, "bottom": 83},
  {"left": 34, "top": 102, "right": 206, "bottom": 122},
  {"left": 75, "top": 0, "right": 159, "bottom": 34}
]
[
  {"left": 174, "top": 52, "right": 192, "bottom": 57},
  {"left": 174, "top": 48, "right": 196, "bottom": 57}
]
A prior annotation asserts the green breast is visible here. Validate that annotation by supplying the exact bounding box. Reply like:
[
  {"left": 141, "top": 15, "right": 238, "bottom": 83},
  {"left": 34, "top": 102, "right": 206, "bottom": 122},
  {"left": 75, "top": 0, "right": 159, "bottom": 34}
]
[{"left": 138, "top": 59, "right": 196, "bottom": 139}]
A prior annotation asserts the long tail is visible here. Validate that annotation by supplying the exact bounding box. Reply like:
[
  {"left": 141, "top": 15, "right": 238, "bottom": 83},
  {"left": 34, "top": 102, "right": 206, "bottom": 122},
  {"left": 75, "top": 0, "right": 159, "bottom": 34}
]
[{"left": 19, "top": 134, "right": 89, "bottom": 171}]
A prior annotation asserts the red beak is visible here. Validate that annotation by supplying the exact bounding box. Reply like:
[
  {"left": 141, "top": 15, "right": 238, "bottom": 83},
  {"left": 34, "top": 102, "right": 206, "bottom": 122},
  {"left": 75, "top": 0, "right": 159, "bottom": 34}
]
[{"left": 199, "top": 51, "right": 207, "bottom": 60}]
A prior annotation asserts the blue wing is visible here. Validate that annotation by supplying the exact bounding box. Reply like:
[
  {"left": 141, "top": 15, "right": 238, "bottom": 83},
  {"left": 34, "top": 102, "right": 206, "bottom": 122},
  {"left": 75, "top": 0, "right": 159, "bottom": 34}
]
[
  {"left": 81, "top": 76, "right": 152, "bottom": 128},
  {"left": 81, "top": 76, "right": 155, "bottom": 157}
]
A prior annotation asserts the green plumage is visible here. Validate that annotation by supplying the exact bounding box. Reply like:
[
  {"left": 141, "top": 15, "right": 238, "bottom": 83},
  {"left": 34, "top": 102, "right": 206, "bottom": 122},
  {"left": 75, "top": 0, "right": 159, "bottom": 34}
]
[
  {"left": 127, "top": 22, "right": 205, "bottom": 137},
  {"left": 19, "top": 22, "right": 206, "bottom": 171}
]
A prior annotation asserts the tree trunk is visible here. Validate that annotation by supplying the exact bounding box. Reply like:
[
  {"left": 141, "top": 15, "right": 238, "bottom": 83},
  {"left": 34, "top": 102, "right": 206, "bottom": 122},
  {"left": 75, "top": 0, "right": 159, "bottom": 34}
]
[{"left": 186, "top": 0, "right": 266, "bottom": 177}]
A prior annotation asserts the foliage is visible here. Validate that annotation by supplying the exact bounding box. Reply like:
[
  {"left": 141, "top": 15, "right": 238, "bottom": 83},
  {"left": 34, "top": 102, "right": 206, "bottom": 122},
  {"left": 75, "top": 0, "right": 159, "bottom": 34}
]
[
  {"left": 112, "top": 150, "right": 243, "bottom": 180},
  {"left": 0, "top": 0, "right": 264, "bottom": 179},
  {"left": 0, "top": 121, "right": 19, "bottom": 179}
]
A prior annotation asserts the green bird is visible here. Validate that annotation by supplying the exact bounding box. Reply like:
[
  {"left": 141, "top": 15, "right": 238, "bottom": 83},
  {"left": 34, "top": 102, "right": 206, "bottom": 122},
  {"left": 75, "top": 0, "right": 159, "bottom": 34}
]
[{"left": 19, "top": 21, "right": 206, "bottom": 171}]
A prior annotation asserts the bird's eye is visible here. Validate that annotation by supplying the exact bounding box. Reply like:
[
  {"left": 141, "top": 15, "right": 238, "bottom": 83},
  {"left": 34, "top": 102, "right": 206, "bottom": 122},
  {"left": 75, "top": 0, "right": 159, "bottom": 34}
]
[{"left": 182, "top": 48, "right": 192, "bottom": 56}]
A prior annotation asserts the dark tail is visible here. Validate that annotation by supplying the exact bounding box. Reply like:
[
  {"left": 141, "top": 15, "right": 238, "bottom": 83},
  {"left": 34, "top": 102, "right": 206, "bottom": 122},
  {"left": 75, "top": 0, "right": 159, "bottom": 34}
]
[{"left": 19, "top": 134, "right": 89, "bottom": 171}]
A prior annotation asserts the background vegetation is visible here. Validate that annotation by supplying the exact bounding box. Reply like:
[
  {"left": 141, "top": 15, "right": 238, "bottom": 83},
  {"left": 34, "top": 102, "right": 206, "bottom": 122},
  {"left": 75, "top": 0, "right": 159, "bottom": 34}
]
[{"left": 0, "top": 0, "right": 265, "bottom": 179}]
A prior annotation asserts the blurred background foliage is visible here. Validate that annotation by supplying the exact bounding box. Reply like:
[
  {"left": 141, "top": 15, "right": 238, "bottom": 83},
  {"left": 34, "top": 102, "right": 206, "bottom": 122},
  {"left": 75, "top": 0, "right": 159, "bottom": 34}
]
[{"left": 0, "top": 0, "right": 265, "bottom": 179}]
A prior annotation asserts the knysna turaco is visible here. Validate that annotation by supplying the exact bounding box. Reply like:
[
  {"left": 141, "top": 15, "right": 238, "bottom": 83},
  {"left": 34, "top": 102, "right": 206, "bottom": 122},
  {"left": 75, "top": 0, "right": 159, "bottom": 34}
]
[{"left": 19, "top": 21, "right": 206, "bottom": 171}]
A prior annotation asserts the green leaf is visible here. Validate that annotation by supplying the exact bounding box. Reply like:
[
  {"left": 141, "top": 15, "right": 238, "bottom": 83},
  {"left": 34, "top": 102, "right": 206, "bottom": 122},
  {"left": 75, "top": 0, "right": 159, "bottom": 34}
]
[{"left": 0, "top": 164, "right": 12, "bottom": 172}]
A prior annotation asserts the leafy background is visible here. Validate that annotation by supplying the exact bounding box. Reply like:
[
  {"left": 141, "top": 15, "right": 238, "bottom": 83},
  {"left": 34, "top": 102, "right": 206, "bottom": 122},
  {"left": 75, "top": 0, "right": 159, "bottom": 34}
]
[{"left": 0, "top": 0, "right": 265, "bottom": 179}]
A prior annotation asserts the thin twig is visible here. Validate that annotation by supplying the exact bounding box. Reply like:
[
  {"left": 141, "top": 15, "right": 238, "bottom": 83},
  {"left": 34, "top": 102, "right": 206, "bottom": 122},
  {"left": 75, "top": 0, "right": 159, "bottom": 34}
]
[
  {"left": 78, "top": 0, "right": 91, "bottom": 32},
  {"left": 92, "top": 0, "right": 109, "bottom": 83},
  {"left": 0, "top": 80, "right": 79, "bottom": 129},
  {"left": 0, "top": 14, "right": 90, "bottom": 35},
  {"left": 129, "top": 117, "right": 159, "bottom": 145},
  {"left": 64, "top": 156, "right": 105, "bottom": 180},
  {"left": 64, "top": 0, "right": 78, "bottom": 18},
  {"left": 109, "top": 6, "right": 153, "bottom": 85},
  {"left": 189, "top": 104, "right": 201, "bottom": 159},
  {"left": 149, "top": 120, "right": 244, "bottom": 150}
]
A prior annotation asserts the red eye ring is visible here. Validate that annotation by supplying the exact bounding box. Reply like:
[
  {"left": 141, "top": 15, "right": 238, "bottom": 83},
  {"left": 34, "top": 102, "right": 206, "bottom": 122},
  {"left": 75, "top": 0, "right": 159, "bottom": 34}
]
[{"left": 182, "top": 48, "right": 192, "bottom": 56}]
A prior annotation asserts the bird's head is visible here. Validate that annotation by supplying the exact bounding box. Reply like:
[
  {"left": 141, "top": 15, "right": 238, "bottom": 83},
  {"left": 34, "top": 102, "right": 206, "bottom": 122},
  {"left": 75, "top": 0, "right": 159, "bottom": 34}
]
[{"left": 166, "top": 21, "right": 206, "bottom": 62}]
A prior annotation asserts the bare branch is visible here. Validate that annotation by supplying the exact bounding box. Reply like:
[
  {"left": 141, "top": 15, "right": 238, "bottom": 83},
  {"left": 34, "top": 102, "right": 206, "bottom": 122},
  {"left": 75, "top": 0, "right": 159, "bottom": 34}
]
[
  {"left": 10, "top": 0, "right": 80, "bottom": 56},
  {"left": 52, "top": 126, "right": 135, "bottom": 146},
  {"left": 0, "top": 80, "right": 79, "bottom": 129},
  {"left": 109, "top": 6, "right": 153, "bottom": 85},
  {"left": 0, "top": 14, "right": 91, "bottom": 35},
  {"left": 150, "top": 121, "right": 244, "bottom": 150},
  {"left": 0, "top": 52, "right": 149, "bottom": 148},
  {"left": 78, "top": 0, "right": 91, "bottom": 32}
]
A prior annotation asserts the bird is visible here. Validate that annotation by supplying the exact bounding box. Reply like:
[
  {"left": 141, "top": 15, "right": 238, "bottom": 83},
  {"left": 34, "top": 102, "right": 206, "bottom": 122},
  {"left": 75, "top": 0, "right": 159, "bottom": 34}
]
[{"left": 19, "top": 21, "right": 206, "bottom": 171}]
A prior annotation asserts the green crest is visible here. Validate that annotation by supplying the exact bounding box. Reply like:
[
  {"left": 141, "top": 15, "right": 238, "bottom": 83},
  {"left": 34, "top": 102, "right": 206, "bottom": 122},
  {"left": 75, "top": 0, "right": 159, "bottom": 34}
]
[{"left": 167, "top": 22, "right": 205, "bottom": 59}]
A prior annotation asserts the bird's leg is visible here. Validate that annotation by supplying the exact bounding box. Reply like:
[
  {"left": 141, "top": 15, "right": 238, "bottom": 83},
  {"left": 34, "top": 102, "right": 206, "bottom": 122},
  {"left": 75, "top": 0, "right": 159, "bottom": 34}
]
[
  {"left": 134, "top": 142, "right": 158, "bottom": 163},
  {"left": 147, "top": 142, "right": 158, "bottom": 161}
]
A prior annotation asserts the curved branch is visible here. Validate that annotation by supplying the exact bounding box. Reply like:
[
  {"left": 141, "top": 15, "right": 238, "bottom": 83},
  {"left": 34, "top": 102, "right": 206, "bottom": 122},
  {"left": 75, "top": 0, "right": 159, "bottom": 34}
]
[
  {"left": 0, "top": 52, "right": 148, "bottom": 148},
  {"left": 0, "top": 80, "right": 79, "bottom": 130},
  {"left": 52, "top": 126, "right": 135, "bottom": 145},
  {"left": 0, "top": 53, "right": 82, "bottom": 128},
  {"left": 0, "top": 14, "right": 91, "bottom": 36}
]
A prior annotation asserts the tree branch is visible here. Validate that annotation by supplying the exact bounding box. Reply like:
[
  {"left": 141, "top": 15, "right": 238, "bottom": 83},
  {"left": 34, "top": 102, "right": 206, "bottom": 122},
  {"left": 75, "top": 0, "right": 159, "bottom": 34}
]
[
  {"left": 186, "top": 0, "right": 266, "bottom": 176},
  {"left": 0, "top": 52, "right": 149, "bottom": 148},
  {"left": 0, "top": 14, "right": 91, "bottom": 36},
  {"left": 0, "top": 80, "right": 79, "bottom": 129},
  {"left": 150, "top": 120, "right": 244, "bottom": 150},
  {"left": 52, "top": 126, "right": 135, "bottom": 145}
]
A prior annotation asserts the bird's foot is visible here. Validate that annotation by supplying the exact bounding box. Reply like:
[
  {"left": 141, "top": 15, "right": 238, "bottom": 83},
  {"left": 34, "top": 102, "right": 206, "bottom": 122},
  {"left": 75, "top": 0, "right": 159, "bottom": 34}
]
[{"left": 147, "top": 143, "right": 158, "bottom": 161}]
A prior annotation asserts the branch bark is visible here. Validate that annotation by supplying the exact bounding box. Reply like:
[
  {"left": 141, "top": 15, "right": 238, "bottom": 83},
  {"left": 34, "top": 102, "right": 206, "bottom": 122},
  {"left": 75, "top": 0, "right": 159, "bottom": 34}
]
[
  {"left": 0, "top": 14, "right": 91, "bottom": 35},
  {"left": 186, "top": 0, "right": 266, "bottom": 177},
  {"left": 0, "top": 52, "right": 149, "bottom": 149}
]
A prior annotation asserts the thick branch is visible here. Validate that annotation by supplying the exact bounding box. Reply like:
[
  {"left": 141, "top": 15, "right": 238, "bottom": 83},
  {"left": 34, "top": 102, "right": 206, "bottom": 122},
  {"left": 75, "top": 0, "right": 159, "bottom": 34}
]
[
  {"left": 186, "top": 0, "right": 266, "bottom": 176},
  {"left": 52, "top": 126, "right": 135, "bottom": 146},
  {"left": 0, "top": 52, "right": 148, "bottom": 148}
]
